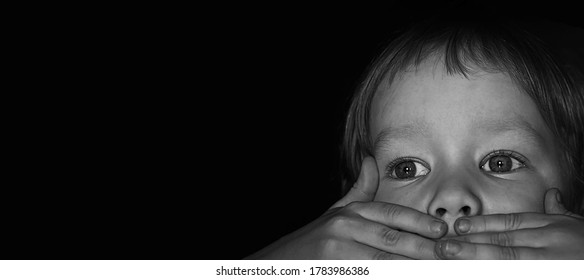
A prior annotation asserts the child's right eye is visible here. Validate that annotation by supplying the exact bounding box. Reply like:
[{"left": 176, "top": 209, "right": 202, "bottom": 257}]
[{"left": 386, "top": 158, "right": 430, "bottom": 180}]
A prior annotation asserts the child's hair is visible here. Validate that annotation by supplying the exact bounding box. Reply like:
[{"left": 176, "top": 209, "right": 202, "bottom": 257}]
[{"left": 340, "top": 13, "right": 584, "bottom": 214}]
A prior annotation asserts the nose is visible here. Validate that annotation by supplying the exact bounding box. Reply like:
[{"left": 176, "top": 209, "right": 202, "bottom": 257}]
[{"left": 427, "top": 172, "right": 482, "bottom": 234}]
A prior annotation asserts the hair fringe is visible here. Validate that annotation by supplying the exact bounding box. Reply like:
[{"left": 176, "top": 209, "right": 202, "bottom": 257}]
[{"left": 340, "top": 16, "right": 584, "bottom": 212}]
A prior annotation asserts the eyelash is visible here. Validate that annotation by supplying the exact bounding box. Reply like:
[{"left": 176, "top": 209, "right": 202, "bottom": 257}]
[
  {"left": 479, "top": 150, "right": 528, "bottom": 171},
  {"left": 385, "top": 157, "right": 429, "bottom": 180},
  {"left": 384, "top": 150, "right": 529, "bottom": 180}
]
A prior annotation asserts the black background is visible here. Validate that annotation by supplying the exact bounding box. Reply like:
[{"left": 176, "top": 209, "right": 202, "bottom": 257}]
[{"left": 4, "top": 1, "right": 582, "bottom": 260}]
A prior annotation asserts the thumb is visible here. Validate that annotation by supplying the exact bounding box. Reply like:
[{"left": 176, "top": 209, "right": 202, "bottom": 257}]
[
  {"left": 544, "top": 188, "right": 577, "bottom": 217},
  {"left": 330, "top": 156, "right": 379, "bottom": 209}
]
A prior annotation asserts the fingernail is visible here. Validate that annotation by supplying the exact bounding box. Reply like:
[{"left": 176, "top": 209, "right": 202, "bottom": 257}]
[
  {"left": 457, "top": 218, "right": 471, "bottom": 233},
  {"left": 435, "top": 240, "right": 445, "bottom": 259},
  {"left": 444, "top": 240, "right": 461, "bottom": 255},
  {"left": 556, "top": 191, "right": 562, "bottom": 204},
  {"left": 431, "top": 220, "right": 447, "bottom": 233}
]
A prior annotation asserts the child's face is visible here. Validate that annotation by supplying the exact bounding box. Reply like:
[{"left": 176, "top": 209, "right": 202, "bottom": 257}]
[{"left": 370, "top": 60, "right": 566, "bottom": 236}]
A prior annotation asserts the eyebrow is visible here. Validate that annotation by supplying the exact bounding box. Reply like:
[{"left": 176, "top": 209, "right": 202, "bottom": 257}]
[
  {"left": 373, "top": 120, "right": 431, "bottom": 155},
  {"left": 373, "top": 116, "right": 547, "bottom": 156},
  {"left": 475, "top": 116, "right": 547, "bottom": 149}
]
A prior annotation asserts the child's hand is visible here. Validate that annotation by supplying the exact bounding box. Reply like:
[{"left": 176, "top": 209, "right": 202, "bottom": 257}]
[
  {"left": 435, "top": 188, "right": 584, "bottom": 259},
  {"left": 245, "top": 157, "right": 447, "bottom": 259}
]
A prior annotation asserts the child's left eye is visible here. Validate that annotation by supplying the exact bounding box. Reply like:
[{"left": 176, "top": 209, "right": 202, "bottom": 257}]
[{"left": 480, "top": 151, "right": 527, "bottom": 173}]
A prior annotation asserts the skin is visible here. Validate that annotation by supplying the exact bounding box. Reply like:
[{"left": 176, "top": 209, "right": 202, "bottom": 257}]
[
  {"left": 245, "top": 57, "right": 584, "bottom": 260},
  {"left": 370, "top": 59, "right": 564, "bottom": 233},
  {"left": 245, "top": 157, "right": 447, "bottom": 259},
  {"left": 370, "top": 58, "right": 584, "bottom": 259}
]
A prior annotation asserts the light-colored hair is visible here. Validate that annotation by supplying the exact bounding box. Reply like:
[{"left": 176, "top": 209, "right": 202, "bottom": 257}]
[{"left": 340, "top": 15, "right": 584, "bottom": 213}]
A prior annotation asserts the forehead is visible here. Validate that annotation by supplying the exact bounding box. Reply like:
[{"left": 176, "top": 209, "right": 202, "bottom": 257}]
[{"left": 370, "top": 60, "right": 551, "bottom": 141}]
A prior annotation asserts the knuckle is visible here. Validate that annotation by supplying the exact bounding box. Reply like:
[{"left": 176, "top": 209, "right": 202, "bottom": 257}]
[
  {"left": 383, "top": 204, "right": 403, "bottom": 222},
  {"left": 327, "top": 215, "right": 352, "bottom": 230},
  {"left": 504, "top": 213, "right": 522, "bottom": 230},
  {"left": 491, "top": 232, "right": 511, "bottom": 246},
  {"left": 318, "top": 239, "right": 341, "bottom": 255},
  {"left": 344, "top": 201, "right": 363, "bottom": 212},
  {"left": 415, "top": 239, "right": 430, "bottom": 256},
  {"left": 372, "top": 251, "right": 396, "bottom": 260},
  {"left": 499, "top": 247, "right": 519, "bottom": 260},
  {"left": 381, "top": 229, "right": 401, "bottom": 247}
]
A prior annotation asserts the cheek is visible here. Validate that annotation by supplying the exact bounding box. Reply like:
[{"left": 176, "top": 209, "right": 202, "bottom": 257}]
[
  {"left": 373, "top": 175, "right": 550, "bottom": 215},
  {"left": 374, "top": 183, "right": 431, "bottom": 213},
  {"left": 480, "top": 180, "right": 545, "bottom": 214},
  {"left": 481, "top": 169, "right": 557, "bottom": 214}
]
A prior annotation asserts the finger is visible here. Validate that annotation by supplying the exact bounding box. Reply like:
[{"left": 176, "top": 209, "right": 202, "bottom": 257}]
[
  {"left": 359, "top": 245, "right": 413, "bottom": 260},
  {"left": 446, "top": 228, "right": 546, "bottom": 247},
  {"left": 545, "top": 188, "right": 569, "bottom": 215},
  {"left": 435, "top": 239, "right": 543, "bottom": 260},
  {"left": 352, "top": 201, "right": 448, "bottom": 239},
  {"left": 325, "top": 240, "right": 412, "bottom": 260},
  {"left": 330, "top": 156, "right": 379, "bottom": 209},
  {"left": 367, "top": 250, "right": 413, "bottom": 260},
  {"left": 351, "top": 217, "right": 439, "bottom": 259},
  {"left": 454, "top": 213, "right": 549, "bottom": 235},
  {"left": 544, "top": 188, "right": 582, "bottom": 218}
]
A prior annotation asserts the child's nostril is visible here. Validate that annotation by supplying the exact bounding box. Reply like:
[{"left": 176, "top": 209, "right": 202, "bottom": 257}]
[
  {"left": 461, "top": 206, "right": 471, "bottom": 216},
  {"left": 436, "top": 208, "right": 447, "bottom": 217}
]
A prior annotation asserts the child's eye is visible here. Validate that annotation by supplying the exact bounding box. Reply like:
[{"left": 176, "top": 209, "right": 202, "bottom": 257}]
[
  {"left": 387, "top": 158, "right": 430, "bottom": 180},
  {"left": 480, "top": 150, "right": 527, "bottom": 173}
]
